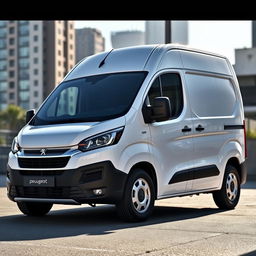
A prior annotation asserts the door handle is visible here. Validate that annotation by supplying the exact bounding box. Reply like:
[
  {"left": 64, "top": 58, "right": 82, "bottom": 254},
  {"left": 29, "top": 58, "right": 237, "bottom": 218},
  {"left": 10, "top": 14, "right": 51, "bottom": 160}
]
[
  {"left": 195, "top": 125, "right": 205, "bottom": 132},
  {"left": 182, "top": 125, "right": 192, "bottom": 132}
]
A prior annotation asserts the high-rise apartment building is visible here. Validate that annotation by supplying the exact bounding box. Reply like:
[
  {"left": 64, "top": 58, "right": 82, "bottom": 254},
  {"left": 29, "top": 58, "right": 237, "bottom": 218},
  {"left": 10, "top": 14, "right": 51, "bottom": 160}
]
[
  {"left": 75, "top": 28, "right": 105, "bottom": 63},
  {"left": 0, "top": 20, "right": 75, "bottom": 111}
]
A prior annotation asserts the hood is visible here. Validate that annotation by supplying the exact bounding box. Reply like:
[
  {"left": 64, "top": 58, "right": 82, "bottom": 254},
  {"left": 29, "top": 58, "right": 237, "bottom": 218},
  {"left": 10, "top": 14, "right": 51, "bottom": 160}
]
[{"left": 18, "top": 117, "right": 125, "bottom": 148}]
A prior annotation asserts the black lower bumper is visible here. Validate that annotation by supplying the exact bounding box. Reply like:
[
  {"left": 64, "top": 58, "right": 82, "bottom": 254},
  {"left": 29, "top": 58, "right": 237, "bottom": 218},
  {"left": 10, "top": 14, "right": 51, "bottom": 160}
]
[{"left": 7, "top": 161, "right": 127, "bottom": 204}]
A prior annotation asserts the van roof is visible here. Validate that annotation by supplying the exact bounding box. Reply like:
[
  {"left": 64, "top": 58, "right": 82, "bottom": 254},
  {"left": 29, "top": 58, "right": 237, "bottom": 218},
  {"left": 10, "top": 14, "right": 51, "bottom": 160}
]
[{"left": 64, "top": 44, "right": 229, "bottom": 81}]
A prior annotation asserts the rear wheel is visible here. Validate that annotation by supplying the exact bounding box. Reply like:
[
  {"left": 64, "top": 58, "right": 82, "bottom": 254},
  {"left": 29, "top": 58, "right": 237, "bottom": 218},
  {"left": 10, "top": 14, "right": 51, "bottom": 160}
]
[
  {"left": 212, "top": 165, "right": 240, "bottom": 209},
  {"left": 17, "top": 202, "right": 53, "bottom": 216},
  {"left": 116, "top": 169, "right": 155, "bottom": 222}
]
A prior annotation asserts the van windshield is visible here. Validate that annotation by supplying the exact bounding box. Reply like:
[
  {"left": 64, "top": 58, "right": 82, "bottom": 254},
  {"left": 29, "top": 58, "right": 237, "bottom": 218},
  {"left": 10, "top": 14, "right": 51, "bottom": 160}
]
[{"left": 31, "top": 72, "right": 148, "bottom": 125}]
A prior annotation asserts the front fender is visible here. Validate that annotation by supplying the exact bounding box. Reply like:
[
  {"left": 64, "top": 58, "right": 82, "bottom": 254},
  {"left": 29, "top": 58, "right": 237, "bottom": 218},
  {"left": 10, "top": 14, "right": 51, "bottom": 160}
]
[{"left": 119, "top": 143, "right": 155, "bottom": 175}]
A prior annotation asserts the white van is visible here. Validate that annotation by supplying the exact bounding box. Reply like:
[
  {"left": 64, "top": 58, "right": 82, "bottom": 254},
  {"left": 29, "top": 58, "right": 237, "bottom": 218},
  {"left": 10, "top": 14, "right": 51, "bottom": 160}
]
[{"left": 7, "top": 44, "right": 247, "bottom": 221}]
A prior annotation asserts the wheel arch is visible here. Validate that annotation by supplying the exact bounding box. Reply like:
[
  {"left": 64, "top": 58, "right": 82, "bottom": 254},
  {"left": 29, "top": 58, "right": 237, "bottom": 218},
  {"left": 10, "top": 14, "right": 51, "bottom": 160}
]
[
  {"left": 129, "top": 161, "right": 158, "bottom": 199},
  {"left": 226, "top": 157, "right": 245, "bottom": 184}
]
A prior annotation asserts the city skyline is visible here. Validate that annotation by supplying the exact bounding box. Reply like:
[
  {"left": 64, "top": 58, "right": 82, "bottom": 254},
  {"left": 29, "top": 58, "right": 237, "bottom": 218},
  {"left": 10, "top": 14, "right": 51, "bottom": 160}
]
[{"left": 75, "top": 20, "right": 252, "bottom": 64}]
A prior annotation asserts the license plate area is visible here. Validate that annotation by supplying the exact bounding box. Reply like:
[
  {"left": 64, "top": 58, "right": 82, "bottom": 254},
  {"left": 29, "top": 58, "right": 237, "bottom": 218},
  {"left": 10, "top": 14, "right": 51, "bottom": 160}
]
[{"left": 24, "top": 176, "right": 55, "bottom": 187}]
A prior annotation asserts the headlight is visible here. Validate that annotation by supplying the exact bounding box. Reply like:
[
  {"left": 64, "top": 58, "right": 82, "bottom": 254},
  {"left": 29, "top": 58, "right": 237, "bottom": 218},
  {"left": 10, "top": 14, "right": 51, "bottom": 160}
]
[
  {"left": 78, "top": 127, "right": 124, "bottom": 152},
  {"left": 11, "top": 137, "right": 20, "bottom": 154}
]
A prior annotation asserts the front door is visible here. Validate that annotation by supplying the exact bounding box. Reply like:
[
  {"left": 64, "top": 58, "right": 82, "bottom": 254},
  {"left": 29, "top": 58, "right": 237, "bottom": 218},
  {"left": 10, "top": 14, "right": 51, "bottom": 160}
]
[{"left": 146, "top": 70, "right": 195, "bottom": 197}]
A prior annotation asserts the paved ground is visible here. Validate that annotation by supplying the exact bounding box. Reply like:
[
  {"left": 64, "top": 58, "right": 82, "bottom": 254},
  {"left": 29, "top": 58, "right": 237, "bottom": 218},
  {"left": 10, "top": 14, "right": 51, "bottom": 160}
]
[{"left": 0, "top": 176, "right": 256, "bottom": 256}]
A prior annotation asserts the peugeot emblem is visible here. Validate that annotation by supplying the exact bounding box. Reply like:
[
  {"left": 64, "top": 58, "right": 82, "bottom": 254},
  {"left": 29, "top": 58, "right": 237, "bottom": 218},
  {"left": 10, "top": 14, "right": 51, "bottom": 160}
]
[{"left": 40, "top": 148, "right": 46, "bottom": 156}]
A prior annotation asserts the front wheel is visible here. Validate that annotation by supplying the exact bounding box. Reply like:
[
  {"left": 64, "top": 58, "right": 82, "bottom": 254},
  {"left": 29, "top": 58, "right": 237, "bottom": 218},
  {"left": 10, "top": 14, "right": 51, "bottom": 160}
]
[
  {"left": 116, "top": 169, "right": 155, "bottom": 222},
  {"left": 212, "top": 165, "right": 241, "bottom": 209},
  {"left": 17, "top": 201, "right": 53, "bottom": 216}
]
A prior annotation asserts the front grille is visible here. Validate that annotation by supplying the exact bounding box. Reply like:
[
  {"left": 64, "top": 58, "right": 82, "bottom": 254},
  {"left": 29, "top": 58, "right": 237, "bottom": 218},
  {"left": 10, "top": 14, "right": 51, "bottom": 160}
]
[
  {"left": 18, "top": 157, "right": 70, "bottom": 169},
  {"left": 14, "top": 186, "right": 82, "bottom": 199}
]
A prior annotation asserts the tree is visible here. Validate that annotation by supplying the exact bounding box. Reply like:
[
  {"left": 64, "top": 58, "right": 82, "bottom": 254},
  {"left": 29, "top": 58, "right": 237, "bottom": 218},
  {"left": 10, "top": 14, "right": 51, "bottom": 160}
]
[{"left": 0, "top": 104, "right": 26, "bottom": 132}]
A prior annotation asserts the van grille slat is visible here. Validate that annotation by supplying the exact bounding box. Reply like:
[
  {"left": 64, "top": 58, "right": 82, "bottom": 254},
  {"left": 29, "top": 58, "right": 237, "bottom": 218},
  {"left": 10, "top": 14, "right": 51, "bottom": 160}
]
[
  {"left": 18, "top": 157, "right": 70, "bottom": 169},
  {"left": 23, "top": 149, "right": 68, "bottom": 155}
]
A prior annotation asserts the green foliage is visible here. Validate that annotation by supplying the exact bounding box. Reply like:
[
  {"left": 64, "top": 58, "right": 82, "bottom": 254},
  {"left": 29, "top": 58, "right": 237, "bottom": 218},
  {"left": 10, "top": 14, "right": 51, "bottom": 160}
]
[
  {"left": 0, "top": 136, "right": 5, "bottom": 145},
  {"left": 247, "top": 130, "right": 256, "bottom": 140},
  {"left": 0, "top": 104, "right": 26, "bottom": 132}
]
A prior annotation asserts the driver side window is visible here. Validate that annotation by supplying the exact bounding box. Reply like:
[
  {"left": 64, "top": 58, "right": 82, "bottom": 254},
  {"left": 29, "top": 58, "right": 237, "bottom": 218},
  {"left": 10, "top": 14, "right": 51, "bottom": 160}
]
[{"left": 147, "top": 73, "right": 183, "bottom": 119}]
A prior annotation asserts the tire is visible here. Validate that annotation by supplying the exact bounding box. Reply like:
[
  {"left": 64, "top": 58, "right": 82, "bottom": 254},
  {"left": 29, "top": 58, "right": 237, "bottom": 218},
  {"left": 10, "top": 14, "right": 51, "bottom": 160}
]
[
  {"left": 116, "top": 169, "right": 155, "bottom": 222},
  {"left": 17, "top": 201, "right": 53, "bottom": 216},
  {"left": 212, "top": 165, "right": 241, "bottom": 210}
]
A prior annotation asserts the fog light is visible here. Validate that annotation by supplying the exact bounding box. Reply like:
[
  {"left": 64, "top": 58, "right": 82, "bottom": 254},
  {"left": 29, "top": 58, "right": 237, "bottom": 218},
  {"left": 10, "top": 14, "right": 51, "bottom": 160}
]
[{"left": 93, "top": 189, "right": 103, "bottom": 196}]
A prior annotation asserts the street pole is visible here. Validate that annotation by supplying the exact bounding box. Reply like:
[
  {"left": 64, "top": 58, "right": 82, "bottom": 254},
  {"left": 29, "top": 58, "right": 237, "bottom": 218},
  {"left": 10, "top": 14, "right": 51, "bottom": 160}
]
[{"left": 165, "top": 20, "right": 171, "bottom": 44}]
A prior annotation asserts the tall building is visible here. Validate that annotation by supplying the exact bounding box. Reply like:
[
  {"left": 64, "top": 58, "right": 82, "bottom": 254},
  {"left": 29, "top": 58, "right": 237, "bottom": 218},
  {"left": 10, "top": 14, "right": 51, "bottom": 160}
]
[
  {"left": 145, "top": 21, "right": 188, "bottom": 45},
  {"left": 234, "top": 47, "right": 256, "bottom": 119},
  {"left": 111, "top": 30, "right": 145, "bottom": 49},
  {"left": 0, "top": 20, "right": 75, "bottom": 111},
  {"left": 252, "top": 20, "right": 256, "bottom": 47},
  {"left": 75, "top": 28, "right": 105, "bottom": 63}
]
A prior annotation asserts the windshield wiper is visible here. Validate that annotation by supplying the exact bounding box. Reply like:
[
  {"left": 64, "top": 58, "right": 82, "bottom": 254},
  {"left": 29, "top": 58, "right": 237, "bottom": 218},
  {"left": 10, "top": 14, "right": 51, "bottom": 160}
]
[{"left": 47, "top": 118, "right": 87, "bottom": 124}]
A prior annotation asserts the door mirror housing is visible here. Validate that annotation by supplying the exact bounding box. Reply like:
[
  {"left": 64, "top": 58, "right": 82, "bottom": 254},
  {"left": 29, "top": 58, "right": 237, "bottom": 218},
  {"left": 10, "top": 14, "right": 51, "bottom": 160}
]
[
  {"left": 143, "top": 97, "right": 171, "bottom": 123},
  {"left": 152, "top": 97, "right": 171, "bottom": 122},
  {"left": 26, "top": 109, "right": 35, "bottom": 124}
]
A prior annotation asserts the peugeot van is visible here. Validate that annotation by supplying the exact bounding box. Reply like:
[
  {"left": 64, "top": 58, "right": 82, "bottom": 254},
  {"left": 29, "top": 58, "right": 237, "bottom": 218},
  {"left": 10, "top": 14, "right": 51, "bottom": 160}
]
[{"left": 7, "top": 44, "right": 247, "bottom": 221}]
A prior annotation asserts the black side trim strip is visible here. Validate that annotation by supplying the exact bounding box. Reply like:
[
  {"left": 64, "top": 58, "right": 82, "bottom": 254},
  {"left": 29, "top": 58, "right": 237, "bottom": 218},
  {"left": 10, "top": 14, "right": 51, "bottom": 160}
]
[
  {"left": 169, "top": 169, "right": 193, "bottom": 184},
  {"left": 193, "top": 165, "right": 220, "bottom": 179},
  {"left": 169, "top": 165, "right": 220, "bottom": 184},
  {"left": 224, "top": 125, "right": 244, "bottom": 130}
]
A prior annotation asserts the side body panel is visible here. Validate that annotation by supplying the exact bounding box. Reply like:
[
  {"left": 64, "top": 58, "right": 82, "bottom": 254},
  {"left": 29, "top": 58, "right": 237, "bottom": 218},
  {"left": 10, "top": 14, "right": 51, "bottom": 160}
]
[{"left": 180, "top": 51, "right": 245, "bottom": 192}]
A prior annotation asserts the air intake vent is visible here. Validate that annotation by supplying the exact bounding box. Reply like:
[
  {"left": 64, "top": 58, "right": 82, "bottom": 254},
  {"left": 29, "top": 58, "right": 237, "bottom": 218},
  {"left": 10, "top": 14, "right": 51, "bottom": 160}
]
[{"left": 80, "top": 170, "right": 103, "bottom": 184}]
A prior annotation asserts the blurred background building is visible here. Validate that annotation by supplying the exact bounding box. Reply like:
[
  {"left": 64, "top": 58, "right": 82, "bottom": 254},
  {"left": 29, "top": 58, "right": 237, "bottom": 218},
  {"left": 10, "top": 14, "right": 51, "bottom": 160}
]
[
  {"left": 0, "top": 20, "right": 75, "bottom": 111},
  {"left": 110, "top": 21, "right": 188, "bottom": 49},
  {"left": 111, "top": 30, "right": 145, "bottom": 49},
  {"left": 75, "top": 27, "right": 105, "bottom": 62},
  {"left": 234, "top": 20, "right": 256, "bottom": 121},
  {"left": 145, "top": 21, "right": 188, "bottom": 44}
]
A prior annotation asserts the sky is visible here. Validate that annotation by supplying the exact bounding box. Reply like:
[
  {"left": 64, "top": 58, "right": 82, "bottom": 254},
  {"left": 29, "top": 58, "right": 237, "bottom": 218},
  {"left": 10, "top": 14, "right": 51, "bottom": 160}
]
[{"left": 75, "top": 20, "right": 252, "bottom": 65}]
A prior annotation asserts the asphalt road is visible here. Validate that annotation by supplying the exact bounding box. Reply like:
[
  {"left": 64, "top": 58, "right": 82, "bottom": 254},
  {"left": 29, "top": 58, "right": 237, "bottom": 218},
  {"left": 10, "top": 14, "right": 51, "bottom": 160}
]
[{"left": 0, "top": 176, "right": 256, "bottom": 256}]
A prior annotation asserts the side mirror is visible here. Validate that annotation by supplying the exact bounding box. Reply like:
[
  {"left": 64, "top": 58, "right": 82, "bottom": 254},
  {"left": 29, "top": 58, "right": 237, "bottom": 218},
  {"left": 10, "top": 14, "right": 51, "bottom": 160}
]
[
  {"left": 151, "top": 97, "right": 171, "bottom": 122},
  {"left": 142, "top": 97, "right": 171, "bottom": 123},
  {"left": 26, "top": 109, "right": 35, "bottom": 124}
]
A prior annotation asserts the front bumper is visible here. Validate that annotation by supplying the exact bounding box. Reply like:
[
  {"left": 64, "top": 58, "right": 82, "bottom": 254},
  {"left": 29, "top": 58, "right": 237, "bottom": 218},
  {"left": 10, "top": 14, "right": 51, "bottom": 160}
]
[{"left": 7, "top": 161, "right": 127, "bottom": 204}]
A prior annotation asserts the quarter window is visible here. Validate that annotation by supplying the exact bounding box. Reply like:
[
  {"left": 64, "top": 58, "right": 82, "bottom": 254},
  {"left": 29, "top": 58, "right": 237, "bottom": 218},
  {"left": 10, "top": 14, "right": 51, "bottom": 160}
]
[{"left": 147, "top": 73, "right": 183, "bottom": 119}]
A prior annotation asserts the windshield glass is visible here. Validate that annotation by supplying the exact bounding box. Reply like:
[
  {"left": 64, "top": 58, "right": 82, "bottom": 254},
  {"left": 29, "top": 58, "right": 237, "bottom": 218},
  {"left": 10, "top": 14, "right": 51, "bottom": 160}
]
[{"left": 32, "top": 71, "right": 147, "bottom": 125}]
